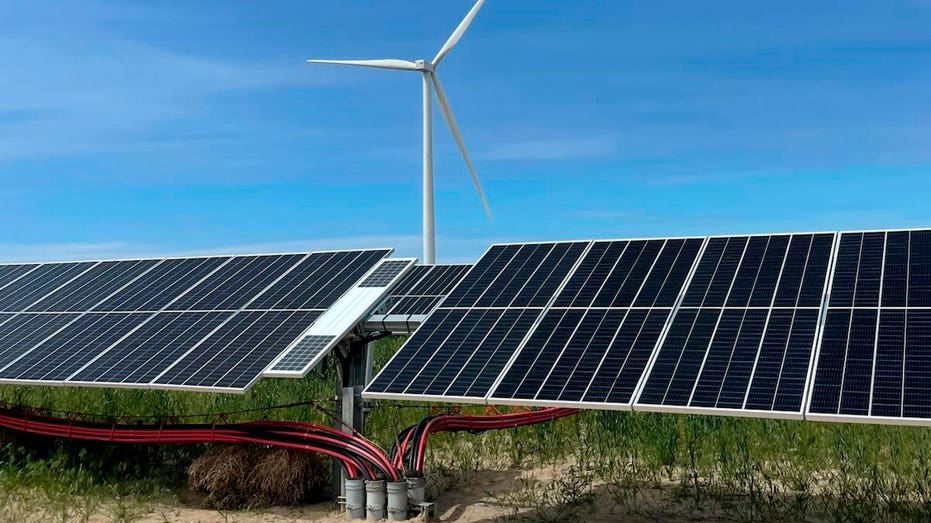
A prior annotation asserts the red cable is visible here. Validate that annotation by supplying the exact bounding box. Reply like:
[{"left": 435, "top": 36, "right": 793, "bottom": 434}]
[
  {"left": 244, "top": 420, "right": 397, "bottom": 476},
  {"left": 412, "top": 408, "right": 579, "bottom": 471},
  {"left": 0, "top": 410, "right": 396, "bottom": 480}
]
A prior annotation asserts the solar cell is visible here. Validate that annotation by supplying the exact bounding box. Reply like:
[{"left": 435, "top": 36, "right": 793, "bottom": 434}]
[
  {"left": 443, "top": 243, "right": 588, "bottom": 309},
  {"left": 0, "top": 264, "right": 39, "bottom": 291},
  {"left": 366, "top": 308, "right": 540, "bottom": 399},
  {"left": 167, "top": 254, "right": 306, "bottom": 311},
  {"left": 69, "top": 311, "right": 232, "bottom": 385},
  {"left": 268, "top": 335, "right": 337, "bottom": 373},
  {"left": 0, "top": 313, "right": 80, "bottom": 370},
  {"left": 389, "top": 265, "right": 434, "bottom": 296},
  {"left": 246, "top": 250, "right": 391, "bottom": 310},
  {"left": 358, "top": 260, "right": 411, "bottom": 287},
  {"left": 419, "top": 265, "right": 472, "bottom": 296},
  {"left": 367, "top": 264, "right": 472, "bottom": 333}
]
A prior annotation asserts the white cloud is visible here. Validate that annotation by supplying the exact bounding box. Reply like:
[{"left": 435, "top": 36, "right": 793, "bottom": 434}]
[{"left": 0, "top": 27, "right": 335, "bottom": 162}]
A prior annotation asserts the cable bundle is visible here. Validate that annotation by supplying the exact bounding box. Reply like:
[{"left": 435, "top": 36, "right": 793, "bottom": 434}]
[
  {"left": 391, "top": 407, "right": 579, "bottom": 473},
  {"left": 1, "top": 404, "right": 578, "bottom": 481},
  {"left": 0, "top": 407, "right": 398, "bottom": 481}
]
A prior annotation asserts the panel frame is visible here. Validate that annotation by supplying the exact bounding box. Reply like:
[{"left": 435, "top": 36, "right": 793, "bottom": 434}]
[{"left": 0, "top": 248, "right": 391, "bottom": 267}]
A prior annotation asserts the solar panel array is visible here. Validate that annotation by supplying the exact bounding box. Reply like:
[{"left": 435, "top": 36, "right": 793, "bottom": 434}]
[
  {"left": 366, "top": 264, "right": 471, "bottom": 333},
  {"left": 8, "top": 226, "right": 931, "bottom": 424},
  {"left": 0, "top": 249, "right": 391, "bottom": 392},
  {"left": 368, "top": 231, "right": 891, "bottom": 424}
]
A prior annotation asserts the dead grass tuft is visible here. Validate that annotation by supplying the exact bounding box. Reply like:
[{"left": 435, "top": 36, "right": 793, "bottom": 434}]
[{"left": 188, "top": 445, "right": 329, "bottom": 509}]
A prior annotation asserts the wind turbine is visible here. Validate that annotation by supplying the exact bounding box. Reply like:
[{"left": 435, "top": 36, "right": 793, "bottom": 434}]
[{"left": 308, "top": 0, "right": 492, "bottom": 265}]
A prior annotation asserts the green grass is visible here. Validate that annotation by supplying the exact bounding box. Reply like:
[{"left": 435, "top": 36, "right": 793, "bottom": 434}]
[{"left": 2, "top": 336, "right": 931, "bottom": 521}]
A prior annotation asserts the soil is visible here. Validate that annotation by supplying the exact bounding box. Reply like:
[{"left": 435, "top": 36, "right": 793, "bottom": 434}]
[{"left": 86, "top": 464, "right": 733, "bottom": 523}]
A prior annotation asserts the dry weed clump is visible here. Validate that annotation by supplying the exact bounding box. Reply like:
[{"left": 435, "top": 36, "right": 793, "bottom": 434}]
[
  {"left": 250, "top": 444, "right": 329, "bottom": 506},
  {"left": 188, "top": 445, "right": 328, "bottom": 509}
]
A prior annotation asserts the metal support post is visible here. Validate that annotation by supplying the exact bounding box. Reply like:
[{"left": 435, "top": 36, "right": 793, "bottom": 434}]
[{"left": 332, "top": 336, "right": 376, "bottom": 504}]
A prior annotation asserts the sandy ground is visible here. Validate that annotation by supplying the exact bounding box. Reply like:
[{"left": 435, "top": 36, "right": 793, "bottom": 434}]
[
  {"left": 101, "top": 466, "right": 731, "bottom": 523},
  {"left": 6, "top": 458, "right": 817, "bottom": 522}
]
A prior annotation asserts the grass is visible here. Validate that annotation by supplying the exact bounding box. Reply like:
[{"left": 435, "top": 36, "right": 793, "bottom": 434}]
[{"left": 2, "top": 336, "right": 931, "bottom": 521}]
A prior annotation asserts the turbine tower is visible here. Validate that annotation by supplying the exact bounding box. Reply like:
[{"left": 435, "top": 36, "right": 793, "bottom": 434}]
[{"left": 308, "top": 0, "right": 492, "bottom": 265}]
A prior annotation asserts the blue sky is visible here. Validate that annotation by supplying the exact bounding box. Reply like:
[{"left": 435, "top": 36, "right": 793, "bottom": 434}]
[{"left": 1, "top": 0, "right": 930, "bottom": 263}]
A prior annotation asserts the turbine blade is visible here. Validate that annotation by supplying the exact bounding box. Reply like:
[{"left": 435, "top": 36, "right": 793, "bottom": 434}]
[
  {"left": 433, "top": 0, "right": 485, "bottom": 65},
  {"left": 430, "top": 72, "right": 493, "bottom": 219},
  {"left": 306, "top": 58, "right": 418, "bottom": 71}
]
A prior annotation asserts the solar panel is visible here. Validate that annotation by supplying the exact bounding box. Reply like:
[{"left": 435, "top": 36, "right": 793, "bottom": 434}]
[
  {"left": 0, "top": 249, "right": 392, "bottom": 393},
  {"left": 166, "top": 254, "right": 306, "bottom": 311},
  {"left": 633, "top": 233, "right": 835, "bottom": 419},
  {"left": 807, "top": 230, "right": 931, "bottom": 424},
  {"left": 92, "top": 257, "right": 231, "bottom": 312},
  {"left": 246, "top": 250, "right": 390, "bottom": 310},
  {"left": 0, "top": 313, "right": 151, "bottom": 382},
  {"left": 358, "top": 260, "right": 413, "bottom": 287},
  {"left": 365, "top": 242, "right": 591, "bottom": 402},
  {"left": 152, "top": 310, "right": 323, "bottom": 391},
  {"left": 0, "top": 313, "right": 81, "bottom": 371},
  {"left": 265, "top": 336, "right": 337, "bottom": 373},
  {"left": 489, "top": 238, "right": 704, "bottom": 408},
  {"left": 365, "top": 264, "right": 471, "bottom": 333},
  {"left": 0, "top": 263, "right": 97, "bottom": 311},
  {"left": 0, "top": 264, "right": 39, "bottom": 291},
  {"left": 70, "top": 312, "right": 232, "bottom": 386},
  {"left": 26, "top": 260, "right": 161, "bottom": 312}
]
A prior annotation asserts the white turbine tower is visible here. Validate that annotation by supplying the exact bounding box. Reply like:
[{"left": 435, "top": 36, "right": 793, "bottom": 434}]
[{"left": 308, "top": 0, "right": 491, "bottom": 265}]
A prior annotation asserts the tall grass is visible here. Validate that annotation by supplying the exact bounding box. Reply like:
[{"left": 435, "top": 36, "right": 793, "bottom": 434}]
[{"left": 2, "top": 336, "right": 931, "bottom": 521}]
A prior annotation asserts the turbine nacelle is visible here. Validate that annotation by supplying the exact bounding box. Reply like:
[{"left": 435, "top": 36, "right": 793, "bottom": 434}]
[{"left": 414, "top": 60, "right": 435, "bottom": 72}]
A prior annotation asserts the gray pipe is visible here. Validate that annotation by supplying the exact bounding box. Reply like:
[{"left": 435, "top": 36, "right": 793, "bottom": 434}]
[
  {"left": 386, "top": 480, "right": 409, "bottom": 521},
  {"left": 366, "top": 479, "right": 387, "bottom": 521},
  {"left": 406, "top": 476, "right": 426, "bottom": 506},
  {"left": 345, "top": 478, "right": 366, "bottom": 520}
]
